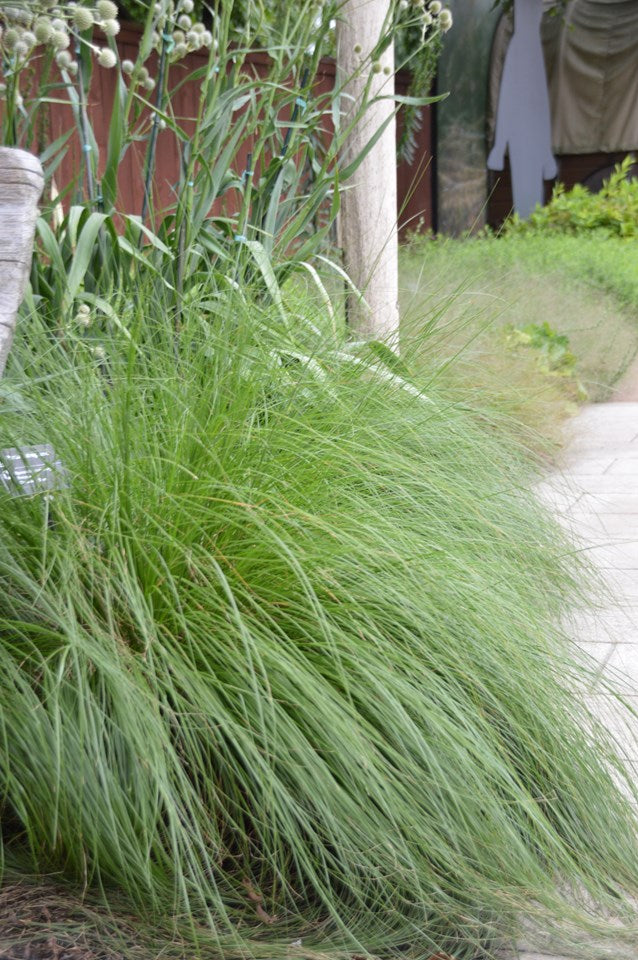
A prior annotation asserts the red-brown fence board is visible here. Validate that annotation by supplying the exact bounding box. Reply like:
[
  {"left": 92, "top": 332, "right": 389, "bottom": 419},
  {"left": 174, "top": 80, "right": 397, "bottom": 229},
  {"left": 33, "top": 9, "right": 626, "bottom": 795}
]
[{"left": 38, "top": 22, "right": 432, "bottom": 235}]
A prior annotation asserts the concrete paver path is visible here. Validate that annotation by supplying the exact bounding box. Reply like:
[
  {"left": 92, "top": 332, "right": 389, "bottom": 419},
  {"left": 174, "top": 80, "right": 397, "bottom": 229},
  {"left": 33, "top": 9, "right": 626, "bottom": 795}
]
[{"left": 517, "top": 403, "right": 638, "bottom": 960}]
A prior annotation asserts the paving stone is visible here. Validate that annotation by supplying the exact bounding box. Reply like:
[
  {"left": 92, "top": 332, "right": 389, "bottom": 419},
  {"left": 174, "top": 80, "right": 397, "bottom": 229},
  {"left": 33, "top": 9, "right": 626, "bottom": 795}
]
[
  {"left": 566, "top": 445, "right": 638, "bottom": 461},
  {"left": 599, "top": 567, "right": 638, "bottom": 600},
  {"left": 584, "top": 694, "right": 638, "bottom": 762},
  {"left": 579, "top": 512, "right": 638, "bottom": 538},
  {"left": 607, "top": 459, "right": 638, "bottom": 476},
  {"left": 606, "top": 645, "right": 638, "bottom": 693},
  {"left": 560, "top": 456, "right": 618, "bottom": 476},
  {"left": 571, "top": 493, "right": 638, "bottom": 515},
  {"left": 514, "top": 404, "right": 638, "bottom": 960},
  {"left": 566, "top": 475, "right": 638, "bottom": 495},
  {"left": 578, "top": 641, "right": 616, "bottom": 666},
  {"left": 583, "top": 540, "right": 638, "bottom": 569},
  {"left": 565, "top": 607, "right": 638, "bottom": 644}
]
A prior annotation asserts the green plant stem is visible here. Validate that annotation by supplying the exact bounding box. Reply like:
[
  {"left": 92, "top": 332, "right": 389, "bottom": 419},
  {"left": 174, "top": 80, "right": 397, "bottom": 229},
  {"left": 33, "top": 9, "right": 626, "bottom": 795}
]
[
  {"left": 3, "top": 55, "right": 17, "bottom": 146},
  {"left": 75, "top": 41, "right": 96, "bottom": 206},
  {"left": 140, "top": 32, "right": 170, "bottom": 229}
]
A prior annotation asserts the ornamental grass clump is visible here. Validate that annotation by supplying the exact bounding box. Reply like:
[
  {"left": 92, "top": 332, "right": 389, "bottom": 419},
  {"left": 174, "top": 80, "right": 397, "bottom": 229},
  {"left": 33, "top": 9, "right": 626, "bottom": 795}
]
[{"left": 2, "top": 291, "right": 638, "bottom": 957}]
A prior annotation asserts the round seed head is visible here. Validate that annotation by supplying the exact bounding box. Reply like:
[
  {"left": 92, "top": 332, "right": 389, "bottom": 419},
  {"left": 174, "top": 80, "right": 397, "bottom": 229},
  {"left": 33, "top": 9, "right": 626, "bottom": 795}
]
[
  {"left": 178, "top": 14, "right": 192, "bottom": 29},
  {"left": 428, "top": 0, "right": 442, "bottom": 11},
  {"left": 97, "top": 46, "right": 117, "bottom": 67},
  {"left": 55, "top": 49, "right": 72, "bottom": 68},
  {"left": 173, "top": 41, "right": 187, "bottom": 58},
  {"left": 143, "top": 76, "right": 156, "bottom": 90},
  {"left": 121, "top": 58, "right": 134, "bottom": 74},
  {"left": 53, "top": 29, "right": 70, "bottom": 49},
  {"left": 101, "top": 18, "right": 120, "bottom": 35},
  {"left": 73, "top": 6, "right": 94, "bottom": 30},
  {"left": 3, "top": 27, "right": 20, "bottom": 49},
  {"left": 4, "top": 6, "right": 30, "bottom": 25},
  {"left": 34, "top": 18, "right": 53, "bottom": 42},
  {"left": 439, "top": 8, "right": 452, "bottom": 29},
  {"left": 96, "top": 0, "right": 118, "bottom": 19},
  {"left": 372, "top": 60, "right": 382, "bottom": 73},
  {"left": 21, "top": 30, "right": 36, "bottom": 47},
  {"left": 13, "top": 39, "right": 28, "bottom": 58},
  {"left": 182, "top": 0, "right": 194, "bottom": 11}
]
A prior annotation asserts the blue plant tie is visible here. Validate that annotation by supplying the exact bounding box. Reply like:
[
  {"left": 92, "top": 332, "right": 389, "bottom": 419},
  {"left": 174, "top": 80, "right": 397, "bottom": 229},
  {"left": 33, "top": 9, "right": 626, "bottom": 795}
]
[
  {"left": 187, "top": 180, "right": 194, "bottom": 187},
  {"left": 295, "top": 96, "right": 307, "bottom": 110},
  {"left": 162, "top": 31, "right": 175, "bottom": 53},
  {"left": 241, "top": 168, "right": 253, "bottom": 184},
  {"left": 234, "top": 234, "right": 247, "bottom": 244},
  {"left": 82, "top": 143, "right": 92, "bottom": 153}
]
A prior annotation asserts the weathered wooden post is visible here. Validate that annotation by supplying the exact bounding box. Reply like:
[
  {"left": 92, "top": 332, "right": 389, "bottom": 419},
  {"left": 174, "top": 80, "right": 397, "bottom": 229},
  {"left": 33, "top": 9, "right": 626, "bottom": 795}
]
[
  {"left": 337, "top": 0, "right": 399, "bottom": 343},
  {"left": 0, "top": 148, "right": 44, "bottom": 377}
]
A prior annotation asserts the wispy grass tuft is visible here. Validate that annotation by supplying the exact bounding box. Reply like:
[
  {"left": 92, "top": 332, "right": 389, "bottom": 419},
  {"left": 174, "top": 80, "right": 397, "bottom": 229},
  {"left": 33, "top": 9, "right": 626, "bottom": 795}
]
[
  {"left": 1, "top": 289, "right": 638, "bottom": 957},
  {"left": 400, "top": 233, "right": 638, "bottom": 433}
]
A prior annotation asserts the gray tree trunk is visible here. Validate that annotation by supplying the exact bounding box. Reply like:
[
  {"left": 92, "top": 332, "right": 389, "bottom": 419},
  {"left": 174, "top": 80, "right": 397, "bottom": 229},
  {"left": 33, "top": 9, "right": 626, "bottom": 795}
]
[
  {"left": 337, "top": 0, "right": 399, "bottom": 342},
  {"left": 0, "top": 148, "right": 44, "bottom": 377}
]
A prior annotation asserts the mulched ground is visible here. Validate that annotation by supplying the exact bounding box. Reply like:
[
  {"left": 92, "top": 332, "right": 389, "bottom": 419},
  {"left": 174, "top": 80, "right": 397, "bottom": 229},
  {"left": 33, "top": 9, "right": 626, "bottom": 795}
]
[{"left": 0, "top": 883, "right": 139, "bottom": 960}]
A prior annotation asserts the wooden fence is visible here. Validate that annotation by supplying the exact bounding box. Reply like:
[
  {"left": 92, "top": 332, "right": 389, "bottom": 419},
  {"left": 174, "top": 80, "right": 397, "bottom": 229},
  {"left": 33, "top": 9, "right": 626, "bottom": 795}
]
[{"left": 42, "top": 23, "right": 433, "bottom": 236}]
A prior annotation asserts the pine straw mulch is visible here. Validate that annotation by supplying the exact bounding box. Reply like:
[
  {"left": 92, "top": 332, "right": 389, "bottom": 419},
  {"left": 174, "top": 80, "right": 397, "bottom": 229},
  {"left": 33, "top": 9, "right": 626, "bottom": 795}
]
[{"left": 0, "top": 881, "right": 153, "bottom": 960}]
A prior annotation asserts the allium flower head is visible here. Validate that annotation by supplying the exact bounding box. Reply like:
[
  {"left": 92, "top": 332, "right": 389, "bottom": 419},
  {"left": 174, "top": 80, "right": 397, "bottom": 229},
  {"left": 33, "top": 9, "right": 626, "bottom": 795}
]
[{"left": 428, "top": 0, "right": 442, "bottom": 11}]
